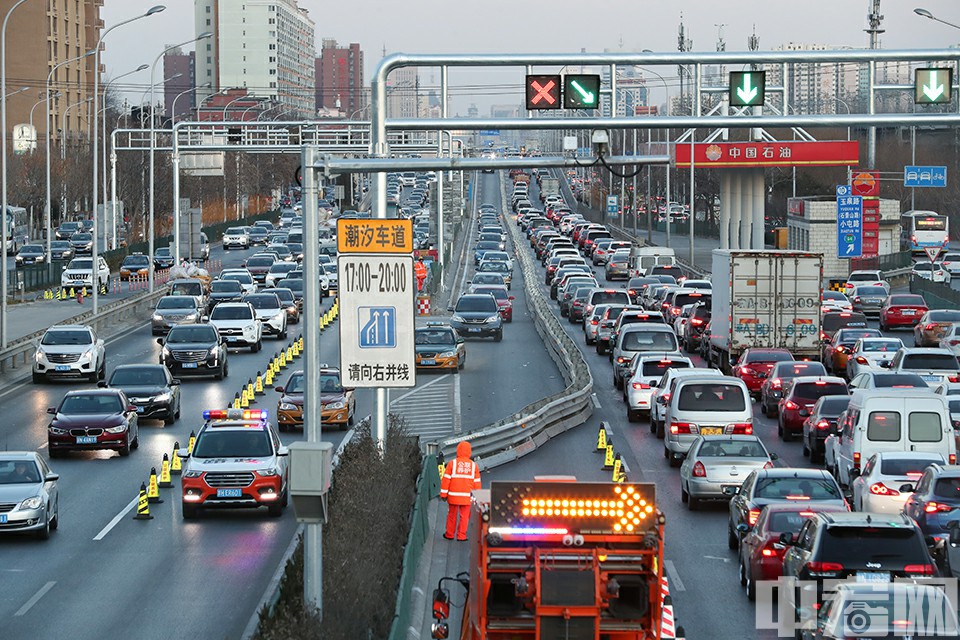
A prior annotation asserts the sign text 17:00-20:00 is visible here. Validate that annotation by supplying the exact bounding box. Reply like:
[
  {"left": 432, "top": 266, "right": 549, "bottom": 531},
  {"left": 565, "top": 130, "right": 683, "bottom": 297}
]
[{"left": 341, "top": 260, "right": 409, "bottom": 294}]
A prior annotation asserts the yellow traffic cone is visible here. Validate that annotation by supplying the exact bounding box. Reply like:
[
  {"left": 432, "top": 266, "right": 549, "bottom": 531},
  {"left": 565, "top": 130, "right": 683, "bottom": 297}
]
[
  {"left": 264, "top": 368, "right": 274, "bottom": 387},
  {"left": 188, "top": 430, "right": 196, "bottom": 455},
  {"left": 603, "top": 443, "right": 614, "bottom": 470},
  {"left": 612, "top": 454, "right": 623, "bottom": 483},
  {"left": 159, "top": 453, "right": 173, "bottom": 488},
  {"left": 133, "top": 483, "right": 153, "bottom": 520},
  {"left": 240, "top": 388, "right": 250, "bottom": 409},
  {"left": 232, "top": 392, "right": 241, "bottom": 409},
  {"left": 246, "top": 378, "right": 254, "bottom": 399},
  {"left": 298, "top": 336, "right": 303, "bottom": 351},
  {"left": 147, "top": 467, "right": 163, "bottom": 503},
  {"left": 171, "top": 441, "right": 183, "bottom": 475},
  {"left": 81, "top": 286, "right": 87, "bottom": 298},
  {"left": 69, "top": 287, "right": 75, "bottom": 298},
  {"left": 596, "top": 425, "right": 607, "bottom": 452},
  {"left": 55, "top": 288, "right": 62, "bottom": 301},
  {"left": 285, "top": 345, "right": 293, "bottom": 362},
  {"left": 255, "top": 372, "right": 264, "bottom": 395}
]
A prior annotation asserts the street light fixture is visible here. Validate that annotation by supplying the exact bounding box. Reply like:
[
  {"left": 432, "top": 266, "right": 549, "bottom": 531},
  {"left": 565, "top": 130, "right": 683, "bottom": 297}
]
[
  {"left": 914, "top": 7, "right": 960, "bottom": 30},
  {"left": 92, "top": 5, "right": 165, "bottom": 316},
  {"left": 173, "top": 81, "right": 210, "bottom": 124}
]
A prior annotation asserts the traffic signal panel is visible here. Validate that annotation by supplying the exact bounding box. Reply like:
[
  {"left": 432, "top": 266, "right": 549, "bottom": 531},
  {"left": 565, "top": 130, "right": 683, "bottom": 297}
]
[
  {"left": 729, "top": 71, "right": 766, "bottom": 107},
  {"left": 915, "top": 68, "right": 952, "bottom": 104},
  {"left": 525, "top": 75, "right": 561, "bottom": 110},
  {"left": 564, "top": 74, "right": 600, "bottom": 109}
]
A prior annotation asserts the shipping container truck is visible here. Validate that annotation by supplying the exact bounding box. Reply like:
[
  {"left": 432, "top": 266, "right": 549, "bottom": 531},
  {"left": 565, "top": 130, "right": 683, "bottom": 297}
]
[
  {"left": 539, "top": 177, "right": 560, "bottom": 200},
  {"left": 708, "top": 250, "right": 823, "bottom": 373}
]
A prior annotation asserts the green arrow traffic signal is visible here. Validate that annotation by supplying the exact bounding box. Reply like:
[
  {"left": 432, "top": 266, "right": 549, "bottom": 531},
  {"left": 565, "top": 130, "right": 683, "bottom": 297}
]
[
  {"left": 729, "top": 71, "right": 766, "bottom": 107},
  {"left": 915, "top": 68, "right": 953, "bottom": 104},
  {"left": 563, "top": 74, "right": 601, "bottom": 109}
]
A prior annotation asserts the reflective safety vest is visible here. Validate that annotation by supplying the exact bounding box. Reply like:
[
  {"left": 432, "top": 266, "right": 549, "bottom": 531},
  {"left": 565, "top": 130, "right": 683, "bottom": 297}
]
[
  {"left": 415, "top": 262, "right": 428, "bottom": 279},
  {"left": 440, "top": 458, "right": 480, "bottom": 505}
]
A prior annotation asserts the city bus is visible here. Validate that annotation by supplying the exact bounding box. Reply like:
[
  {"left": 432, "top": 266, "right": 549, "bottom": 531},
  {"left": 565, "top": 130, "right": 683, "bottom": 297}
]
[
  {"left": 901, "top": 210, "right": 949, "bottom": 255},
  {"left": 4, "top": 205, "right": 28, "bottom": 253}
]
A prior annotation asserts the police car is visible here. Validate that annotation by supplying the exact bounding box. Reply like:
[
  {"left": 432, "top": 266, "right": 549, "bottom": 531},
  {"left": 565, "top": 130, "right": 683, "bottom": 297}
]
[{"left": 179, "top": 409, "right": 288, "bottom": 519}]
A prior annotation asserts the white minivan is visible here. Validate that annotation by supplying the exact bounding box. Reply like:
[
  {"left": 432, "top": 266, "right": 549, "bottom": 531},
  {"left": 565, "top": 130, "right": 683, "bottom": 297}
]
[
  {"left": 827, "top": 389, "right": 956, "bottom": 487},
  {"left": 663, "top": 375, "right": 754, "bottom": 466}
]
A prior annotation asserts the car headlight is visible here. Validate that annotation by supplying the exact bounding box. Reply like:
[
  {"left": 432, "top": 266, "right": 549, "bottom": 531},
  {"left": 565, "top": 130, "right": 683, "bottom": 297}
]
[
  {"left": 255, "top": 467, "right": 281, "bottom": 478},
  {"left": 79, "top": 349, "right": 93, "bottom": 362},
  {"left": 35, "top": 349, "right": 45, "bottom": 361},
  {"left": 183, "top": 470, "right": 203, "bottom": 478},
  {"left": 153, "top": 314, "right": 163, "bottom": 321},
  {"left": 182, "top": 314, "right": 197, "bottom": 321},
  {"left": 48, "top": 425, "right": 67, "bottom": 435},
  {"left": 279, "top": 402, "right": 297, "bottom": 411},
  {"left": 18, "top": 496, "right": 43, "bottom": 511},
  {"left": 451, "top": 314, "right": 465, "bottom": 323},
  {"left": 153, "top": 392, "right": 172, "bottom": 403},
  {"left": 105, "top": 425, "right": 128, "bottom": 434},
  {"left": 244, "top": 324, "right": 257, "bottom": 334},
  {"left": 162, "top": 347, "right": 172, "bottom": 359},
  {"left": 438, "top": 350, "right": 457, "bottom": 358},
  {"left": 486, "top": 314, "right": 501, "bottom": 323},
  {"left": 15, "top": 255, "right": 22, "bottom": 261},
  {"left": 325, "top": 401, "right": 345, "bottom": 410},
  {"left": 273, "top": 311, "right": 285, "bottom": 322}
]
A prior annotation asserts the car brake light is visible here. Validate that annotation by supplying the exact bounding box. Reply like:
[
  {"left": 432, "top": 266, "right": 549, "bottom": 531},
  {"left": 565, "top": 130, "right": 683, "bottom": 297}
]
[
  {"left": 951, "top": 454, "right": 957, "bottom": 465},
  {"left": 870, "top": 482, "right": 899, "bottom": 496},
  {"left": 926, "top": 323, "right": 938, "bottom": 330},
  {"left": 591, "top": 319, "right": 599, "bottom": 325},
  {"left": 616, "top": 357, "right": 628, "bottom": 363},
  {"left": 924, "top": 502, "right": 955, "bottom": 513},
  {"left": 670, "top": 421, "right": 693, "bottom": 434},
  {"left": 855, "top": 356, "right": 868, "bottom": 364},
  {"left": 853, "top": 451, "right": 860, "bottom": 470},
  {"left": 763, "top": 460, "right": 774, "bottom": 469},
  {"left": 670, "top": 308, "right": 681, "bottom": 316},
  {"left": 950, "top": 375, "right": 960, "bottom": 383},
  {"left": 632, "top": 382, "right": 651, "bottom": 390},
  {"left": 785, "top": 495, "right": 811, "bottom": 500},
  {"left": 854, "top": 297, "right": 861, "bottom": 303},
  {"left": 730, "top": 423, "right": 753, "bottom": 434},
  {"left": 739, "top": 366, "right": 754, "bottom": 376},
  {"left": 691, "top": 318, "right": 704, "bottom": 326},
  {"left": 771, "top": 378, "right": 782, "bottom": 389},
  {"left": 834, "top": 346, "right": 846, "bottom": 354},
  {"left": 748, "top": 508, "right": 761, "bottom": 526},
  {"left": 805, "top": 561, "right": 843, "bottom": 576},
  {"left": 784, "top": 400, "right": 800, "bottom": 410},
  {"left": 662, "top": 393, "right": 671, "bottom": 402},
  {"left": 814, "top": 380, "right": 828, "bottom": 385},
  {"left": 816, "top": 419, "right": 831, "bottom": 430},
  {"left": 904, "top": 564, "right": 936, "bottom": 575},
  {"left": 761, "top": 547, "right": 777, "bottom": 557},
  {"left": 692, "top": 461, "right": 706, "bottom": 477}
]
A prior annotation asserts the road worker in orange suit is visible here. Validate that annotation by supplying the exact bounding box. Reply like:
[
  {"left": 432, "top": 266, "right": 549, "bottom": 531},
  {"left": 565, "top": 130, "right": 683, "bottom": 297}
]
[{"left": 440, "top": 441, "right": 481, "bottom": 540}]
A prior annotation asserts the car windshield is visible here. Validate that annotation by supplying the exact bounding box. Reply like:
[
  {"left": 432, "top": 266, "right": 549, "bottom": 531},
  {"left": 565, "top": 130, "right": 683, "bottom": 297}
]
[
  {"left": 269, "top": 263, "right": 297, "bottom": 274},
  {"left": 476, "top": 242, "right": 499, "bottom": 251},
  {"left": 155, "top": 248, "right": 171, "bottom": 257},
  {"left": 746, "top": 350, "right": 793, "bottom": 363},
  {"left": 0, "top": 460, "right": 41, "bottom": 484},
  {"left": 472, "top": 287, "right": 508, "bottom": 301},
  {"left": 157, "top": 297, "right": 195, "bottom": 310},
  {"left": 929, "top": 310, "right": 960, "bottom": 322},
  {"left": 167, "top": 326, "right": 217, "bottom": 343},
  {"left": 192, "top": 430, "right": 272, "bottom": 458},
  {"left": 793, "top": 382, "right": 848, "bottom": 401},
  {"left": 247, "top": 257, "right": 274, "bottom": 267},
  {"left": 837, "top": 330, "right": 879, "bottom": 344},
  {"left": 67, "top": 259, "right": 92, "bottom": 270},
  {"left": 71, "top": 233, "right": 91, "bottom": 241},
  {"left": 472, "top": 274, "right": 504, "bottom": 285},
  {"left": 622, "top": 331, "right": 678, "bottom": 352},
  {"left": 226, "top": 227, "right": 245, "bottom": 235},
  {"left": 817, "top": 397, "right": 851, "bottom": 416},
  {"left": 278, "top": 278, "right": 303, "bottom": 293},
  {"left": 211, "top": 306, "right": 253, "bottom": 320},
  {"left": 872, "top": 373, "right": 928, "bottom": 388},
  {"left": 19, "top": 245, "right": 42, "bottom": 253},
  {"left": 265, "top": 289, "right": 294, "bottom": 304},
  {"left": 880, "top": 457, "right": 942, "bottom": 476},
  {"left": 109, "top": 367, "right": 167, "bottom": 386},
  {"left": 479, "top": 261, "right": 509, "bottom": 273},
  {"left": 889, "top": 295, "right": 925, "bottom": 306},
  {"left": 223, "top": 273, "right": 253, "bottom": 285},
  {"left": 244, "top": 295, "right": 279, "bottom": 309},
  {"left": 123, "top": 256, "right": 149, "bottom": 267},
  {"left": 774, "top": 363, "right": 827, "bottom": 379},
  {"left": 821, "top": 527, "right": 927, "bottom": 560},
  {"left": 642, "top": 359, "right": 690, "bottom": 376},
  {"left": 457, "top": 296, "right": 497, "bottom": 313},
  {"left": 696, "top": 439, "right": 766, "bottom": 457},
  {"left": 768, "top": 511, "right": 819, "bottom": 534},
  {"left": 754, "top": 477, "right": 841, "bottom": 500},
  {"left": 170, "top": 282, "right": 201, "bottom": 296},
  {"left": 416, "top": 329, "right": 456, "bottom": 346},
  {"left": 678, "top": 384, "right": 746, "bottom": 411},
  {"left": 59, "top": 394, "right": 123, "bottom": 414},
  {"left": 211, "top": 281, "right": 242, "bottom": 293},
  {"left": 592, "top": 291, "right": 630, "bottom": 305},
  {"left": 901, "top": 354, "right": 960, "bottom": 370},
  {"left": 862, "top": 340, "right": 901, "bottom": 352},
  {"left": 41, "top": 329, "right": 91, "bottom": 345},
  {"left": 856, "top": 286, "right": 887, "bottom": 295},
  {"left": 283, "top": 372, "right": 306, "bottom": 393}
]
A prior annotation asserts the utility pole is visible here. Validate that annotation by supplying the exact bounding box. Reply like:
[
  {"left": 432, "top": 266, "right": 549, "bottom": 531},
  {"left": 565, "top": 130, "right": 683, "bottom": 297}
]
[{"left": 865, "top": 0, "right": 883, "bottom": 168}]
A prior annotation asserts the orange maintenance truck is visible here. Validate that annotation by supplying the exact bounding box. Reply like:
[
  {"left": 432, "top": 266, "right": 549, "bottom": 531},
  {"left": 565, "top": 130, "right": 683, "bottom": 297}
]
[{"left": 443, "top": 478, "right": 684, "bottom": 640}]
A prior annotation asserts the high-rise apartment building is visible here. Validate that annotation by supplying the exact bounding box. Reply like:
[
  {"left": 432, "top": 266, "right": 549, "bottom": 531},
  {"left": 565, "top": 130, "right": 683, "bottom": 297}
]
[
  {"left": 163, "top": 47, "right": 196, "bottom": 121},
  {"left": 386, "top": 67, "right": 418, "bottom": 119},
  {"left": 315, "top": 39, "right": 363, "bottom": 115},
  {"left": 5, "top": 0, "right": 102, "bottom": 144},
  {"left": 195, "top": 0, "right": 315, "bottom": 118}
]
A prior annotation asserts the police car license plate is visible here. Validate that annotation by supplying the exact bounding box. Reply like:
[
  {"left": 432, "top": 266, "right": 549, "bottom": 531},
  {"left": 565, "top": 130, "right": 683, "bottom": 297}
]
[
  {"left": 182, "top": 362, "right": 198, "bottom": 368},
  {"left": 421, "top": 359, "right": 436, "bottom": 366},
  {"left": 856, "top": 572, "right": 890, "bottom": 583},
  {"left": 217, "top": 488, "right": 242, "bottom": 498},
  {"left": 76, "top": 436, "right": 97, "bottom": 444},
  {"left": 55, "top": 365, "right": 70, "bottom": 372}
]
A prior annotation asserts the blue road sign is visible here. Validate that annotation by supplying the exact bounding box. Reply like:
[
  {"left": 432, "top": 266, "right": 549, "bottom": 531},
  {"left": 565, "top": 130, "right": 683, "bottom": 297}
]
[
  {"left": 836, "top": 185, "right": 862, "bottom": 259},
  {"left": 358, "top": 306, "right": 396, "bottom": 348},
  {"left": 479, "top": 130, "right": 500, "bottom": 136},
  {"left": 904, "top": 165, "right": 947, "bottom": 188},
  {"left": 606, "top": 195, "right": 619, "bottom": 218}
]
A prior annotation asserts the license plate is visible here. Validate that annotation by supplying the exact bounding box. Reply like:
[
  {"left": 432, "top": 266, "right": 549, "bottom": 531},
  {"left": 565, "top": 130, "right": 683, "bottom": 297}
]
[
  {"left": 922, "top": 375, "right": 940, "bottom": 382},
  {"left": 902, "top": 309, "right": 916, "bottom": 315},
  {"left": 182, "top": 362, "right": 198, "bottom": 369},
  {"left": 420, "top": 359, "right": 436, "bottom": 365},
  {"left": 722, "top": 485, "right": 739, "bottom": 496},
  {"left": 856, "top": 572, "right": 891, "bottom": 584},
  {"left": 136, "top": 406, "right": 144, "bottom": 413},
  {"left": 0, "top": 514, "right": 5, "bottom": 523},
  {"left": 226, "top": 336, "right": 238, "bottom": 342},
  {"left": 701, "top": 427, "right": 723, "bottom": 435},
  {"left": 72, "top": 280, "right": 84, "bottom": 286},
  {"left": 468, "top": 328, "right": 481, "bottom": 333},
  {"left": 55, "top": 365, "right": 70, "bottom": 372},
  {"left": 216, "top": 488, "right": 242, "bottom": 498},
  {"left": 76, "top": 436, "right": 97, "bottom": 444}
]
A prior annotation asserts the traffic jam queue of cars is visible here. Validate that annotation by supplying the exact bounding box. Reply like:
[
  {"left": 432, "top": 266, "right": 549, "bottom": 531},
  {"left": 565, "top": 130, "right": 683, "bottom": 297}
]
[
  {"left": 1, "top": 210, "right": 363, "bottom": 537},
  {"left": 514, "top": 169, "right": 960, "bottom": 636}
]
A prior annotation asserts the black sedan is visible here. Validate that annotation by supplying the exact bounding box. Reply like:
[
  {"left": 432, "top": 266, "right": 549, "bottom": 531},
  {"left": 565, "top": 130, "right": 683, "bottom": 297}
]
[
  {"left": 100, "top": 364, "right": 181, "bottom": 424},
  {"left": 49, "top": 241, "right": 74, "bottom": 261},
  {"left": 15, "top": 244, "right": 45, "bottom": 267},
  {"left": 154, "top": 247, "right": 175, "bottom": 270},
  {"left": 206, "top": 279, "right": 244, "bottom": 313},
  {"left": 47, "top": 389, "right": 139, "bottom": 458},
  {"left": 158, "top": 324, "right": 228, "bottom": 379}
]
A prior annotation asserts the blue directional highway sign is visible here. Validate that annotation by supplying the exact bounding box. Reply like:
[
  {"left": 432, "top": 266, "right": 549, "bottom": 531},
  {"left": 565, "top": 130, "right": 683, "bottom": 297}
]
[
  {"left": 359, "top": 307, "right": 396, "bottom": 348},
  {"left": 904, "top": 165, "right": 947, "bottom": 188},
  {"left": 836, "top": 185, "right": 862, "bottom": 259},
  {"left": 606, "top": 195, "right": 618, "bottom": 218}
]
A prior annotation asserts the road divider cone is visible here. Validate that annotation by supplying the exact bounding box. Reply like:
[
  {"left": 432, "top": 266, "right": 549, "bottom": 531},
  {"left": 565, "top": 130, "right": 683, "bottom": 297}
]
[
  {"left": 292, "top": 340, "right": 300, "bottom": 357},
  {"left": 147, "top": 467, "right": 163, "bottom": 503},
  {"left": 603, "top": 442, "right": 614, "bottom": 470},
  {"left": 171, "top": 442, "right": 183, "bottom": 475},
  {"left": 285, "top": 344, "right": 293, "bottom": 362},
  {"left": 246, "top": 378, "right": 255, "bottom": 400},
  {"left": 612, "top": 454, "right": 623, "bottom": 483},
  {"left": 265, "top": 368, "right": 274, "bottom": 387},
  {"left": 232, "top": 392, "right": 241, "bottom": 409},
  {"left": 188, "top": 430, "right": 196, "bottom": 455},
  {"left": 240, "top": 387, "right": 250, "bottom": 408},
  {"left": 596, "top": 424, "right": 607, "bottom": 452},
  {"left": 255, "top": 371, "right": 264, "bottom": 395},
  {"left": 134, "top": 483, "right": 153, "bottom": 520},
  {"left": 297, "top": 336, "right": 303, "bottom": 352},
  {"left": 159, "top": 453, "right": 173, "bottom": 488},
  {"left": 69, "top": 287, "right": 75, "bottom": 298},
  {"left": 55, "top": 288, "right": 63, "bottom": 301}
]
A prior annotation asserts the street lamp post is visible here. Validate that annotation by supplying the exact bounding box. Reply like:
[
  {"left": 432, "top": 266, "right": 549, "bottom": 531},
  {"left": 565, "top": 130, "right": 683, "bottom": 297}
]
[
  {"left": 172, "top": 82, "right": 210, "bottom": 124},
  {"left": 92, "top": 5, "right": 165, "bottom": 315},
  {"left": 102, "top": 65, "right": 147, "bottom": 250},
  {"left": 915, "top": 7, "right": 960, "bottom": 30},
  {"left": 151, "top": 33, "right": 211, "bottom": 274},
  {"left": 640, "top": 58, "right": 671, "bottom": 245}
]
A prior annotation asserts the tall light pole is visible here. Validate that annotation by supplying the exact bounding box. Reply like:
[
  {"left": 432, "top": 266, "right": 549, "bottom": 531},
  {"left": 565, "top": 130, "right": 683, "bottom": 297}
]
[
  {"left": 92, "top": 5, "right": 165, "bottom": 316},
  {"left": 221, "top": 94, "right": 248, "bottom": 122},
  {"left": 102, "top": 64, "right": 147, "bottom": 249},
  {"left": 914, "top": 7, "right": 960, "bottom": 30},
  {"left": 151, "top": 33, "right": 211, "bottom": 276},
  {"left": 640, "top": 56, "right": 672, "bottom": 245},
  {"left": 29, "top": 92, "right": 57, "bottom": 130},
  {"left": 46, "top": 48, "right": 95, "bottom": 264},
  {"left": 1, "top": 0, "right": 36, "bottom": 347},
  {"left": 173, "top": 82, "right": 210, "bottom": 124}
]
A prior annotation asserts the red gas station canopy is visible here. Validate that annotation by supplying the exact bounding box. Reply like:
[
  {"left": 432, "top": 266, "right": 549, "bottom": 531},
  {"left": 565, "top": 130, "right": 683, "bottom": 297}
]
[{"left": 674, "top": 140, "right": 859, "bottom": 168}]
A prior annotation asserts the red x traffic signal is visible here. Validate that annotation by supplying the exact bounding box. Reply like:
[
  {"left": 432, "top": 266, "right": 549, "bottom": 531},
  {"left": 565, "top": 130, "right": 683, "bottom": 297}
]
[{"left": 525, "top": 75, "right": 561, "bottom": 110}]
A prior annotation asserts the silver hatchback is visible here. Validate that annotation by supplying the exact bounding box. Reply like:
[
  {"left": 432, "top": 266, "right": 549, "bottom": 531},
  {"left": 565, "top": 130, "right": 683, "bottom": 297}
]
[
  {"left": 663, "top": 375, "right": 753, "bottom": 465},
  {"left": 0, "top": 452, "right": 59, "bottom": 539},
  {"left": 850, "top": 285, "right": 888, "bottom": 316},
  {"left": 679, "top": 435, "right": 776, "bottom": 510}
]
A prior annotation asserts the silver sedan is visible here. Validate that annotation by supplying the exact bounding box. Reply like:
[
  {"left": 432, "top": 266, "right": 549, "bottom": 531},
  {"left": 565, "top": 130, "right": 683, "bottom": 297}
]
[
  {"left": 679, "top": 435, "right": 777, "bottom": 510},
  {"left": 0, "top": 452, "right": 59, "bottom": 539}
]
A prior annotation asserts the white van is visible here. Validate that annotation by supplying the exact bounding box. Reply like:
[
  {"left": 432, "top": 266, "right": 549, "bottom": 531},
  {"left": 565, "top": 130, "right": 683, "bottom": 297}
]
[
  {"left": 663, "top": 375, "right": 754, "bottom": 466},
  {"left": 611, "top": 324, "right": 680, "bottom": 389},
  {"left": 828, "top": 389, "right": 956, "bottom": 487}
]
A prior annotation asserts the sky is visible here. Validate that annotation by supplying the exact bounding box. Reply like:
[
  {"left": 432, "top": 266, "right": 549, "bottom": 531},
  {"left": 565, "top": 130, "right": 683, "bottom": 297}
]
[{"left": 102, "top": 0, "right": 960, "bottom": 115}]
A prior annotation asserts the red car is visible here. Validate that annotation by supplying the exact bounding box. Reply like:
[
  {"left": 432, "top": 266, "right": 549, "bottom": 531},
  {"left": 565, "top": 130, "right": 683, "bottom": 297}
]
[
  {"left": 47, "top": 389, "right": 139, "bottom": 457},
  {"left": 738, "top": 503, "right": 848, "bottom": 600},
  {"left": 777, "top": 376, "right": 848, "bottom": 441},
  {"left": 879, "top": 293, "right": 929, "bottom": 331},
  {"left": 470, "top": 285, "right": 514, "bottom": 322},
  {"left": 732, "top": 348, "right": 794, "bottom": 397}
]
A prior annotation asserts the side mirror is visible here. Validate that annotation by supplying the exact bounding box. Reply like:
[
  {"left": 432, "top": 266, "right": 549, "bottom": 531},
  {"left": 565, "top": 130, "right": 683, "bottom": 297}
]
[
  {"left": 277, "top": 446, "right": 289, "bottom": 456},
  {"left": 736, "top": 523, "right": 749, "bottom": 534},
  {"left": 170, "top": 379, "right": 181, "bottom": 385},
  {"left": 202, "top": 316, "right": 209, "bottom": 322},
  {"left": 97, "top": 381, "right": 107, "bottom": 388},
  {"left": 899, "top": 483, "right": 916, "bottom": 493},
  {"left": 46, "top": 407, "right": 57, "bottom": 415},
  {"left": 849, "top": 468, "right": 861, "bottom": 480},
  {"left": 879, "top": 360, "right": 892, "bottom": 369},
  {"left": 799, "top": 409, "right": 810, "bottom": 417},
  {"left": 275, "top": 386, "right": 284, "bottom": 393},
  {"left": 127, "top": 405, "right": 138, "bottom": 412},
  {"left": 779, "top": 532, "right": 795, "bottom": 546},
  {"left": 950, "top": 526, "right": 960, "bottom": 546},
  {"left": 769, "top": 453, "right": 779, "bottom": 461},
  {"left": 45, "top": 473, "right": 59, "bottom": 482},
  {"left": 177, "top": 448, "right": 190, "bottom": 459},
  {"left": 508, "top": 296, "right": 515, "bottom": 301},
  {"left": 156, "top": 338, "right": 164, "bottom": 346}
]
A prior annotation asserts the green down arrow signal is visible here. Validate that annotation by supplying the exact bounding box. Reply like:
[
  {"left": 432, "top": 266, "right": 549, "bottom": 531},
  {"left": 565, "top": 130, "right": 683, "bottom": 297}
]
[
  {"left": 737, "top": 73, "right": 758, "bottom": 104},
  {"left": 923, "top": 70, "right": 945, "bottom": 101},
  {"left": 570, "top": 80, "right": 595, "bottom": 105}
]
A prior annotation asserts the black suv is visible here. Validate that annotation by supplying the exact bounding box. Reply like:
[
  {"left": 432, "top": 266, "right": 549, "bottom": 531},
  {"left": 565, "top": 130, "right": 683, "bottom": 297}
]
[
  {"left": 158, "top": 324, "right": 228, "bottom": 379},
  {"left": 682, "top": 302, "right": 711, "bottom": 352},
  {"left": 801, "top": 395, "right": 850, "bottom": 463},
  {"left": 207, "top": 279, "right": 244, "bottom": 314},
  {"left": 781, "top": 512, "right": 936, "bottom": 620}
]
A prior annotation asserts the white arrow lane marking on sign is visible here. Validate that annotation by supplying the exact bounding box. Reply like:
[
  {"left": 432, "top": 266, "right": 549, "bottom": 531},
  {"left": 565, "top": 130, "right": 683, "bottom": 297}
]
[
  {"left": 923, "top": 70, "right": 945, "bottom": 101},
  {"left": 737, "top": 73, "right": 758, "bottom": 103},
  {"left": 846, "top": 243, "right": 855, "bottom": 255}
]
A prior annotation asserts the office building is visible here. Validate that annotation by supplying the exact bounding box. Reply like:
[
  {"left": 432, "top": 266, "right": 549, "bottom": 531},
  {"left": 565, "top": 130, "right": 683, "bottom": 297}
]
[{"left": 316, "top": 39, "right": 363, "bottom": 116}]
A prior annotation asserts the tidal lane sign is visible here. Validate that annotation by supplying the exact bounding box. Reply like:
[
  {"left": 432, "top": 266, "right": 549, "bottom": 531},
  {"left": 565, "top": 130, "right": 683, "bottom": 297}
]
[{"left": 337, "top": 219, "right": 413, "bottom": 254}]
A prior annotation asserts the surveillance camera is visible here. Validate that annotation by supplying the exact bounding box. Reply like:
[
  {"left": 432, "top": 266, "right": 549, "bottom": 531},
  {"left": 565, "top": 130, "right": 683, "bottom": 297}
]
[{"left": 591, "top": 129, "right": 610, "bottom": 156}]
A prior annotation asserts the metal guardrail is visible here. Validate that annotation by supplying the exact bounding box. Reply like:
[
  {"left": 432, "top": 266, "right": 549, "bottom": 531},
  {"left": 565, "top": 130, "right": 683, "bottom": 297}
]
[
  {"left": 436, "top": 177, "right": 594, "bottom": 469},
  {"left": 0, "top": 287, "right": 166, "bottom": 374}
]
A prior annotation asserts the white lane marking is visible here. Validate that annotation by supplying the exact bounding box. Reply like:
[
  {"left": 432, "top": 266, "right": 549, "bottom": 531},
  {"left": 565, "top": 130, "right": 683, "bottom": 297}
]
[
  {"left": 453, "top": 373, "right": 462, "bottom": 435},
  {"left": 37, "top": 442, "right": 47, "bottom": 450},
  {"left": 664, "top": 560, "right": 686, "bottom": 592},
  {"left": 591, "top": 393, "right": 601, "bottom": 409},
  {"left": 93, "top": 496, "right": 138, "bottom": 541},
  {"left": 389, "top": 374, "right": 451, "bottom": 405},
  {"left": 15, "top": 581, "right": 56, "bottom": 617},
  {"left": 703, "top": 555, "right": 730, "bottom": 563}
]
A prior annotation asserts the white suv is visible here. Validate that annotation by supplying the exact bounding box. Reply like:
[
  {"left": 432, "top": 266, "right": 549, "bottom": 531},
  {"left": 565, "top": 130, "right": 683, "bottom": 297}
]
[
  {"left": 60, "top": 256, "right": 110, "bottom": 290},
  {"left": 208, "top": 302, "right": 262, "bottom": 352},
  {"left": 242, "top": 293, "right": 287, "bottom": 339},
  {"left": 222, "top": 227, "right": 249, "bottom": 250},
  {"left": 33, "top": 325, "right": 106, "bottom": 383}
]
